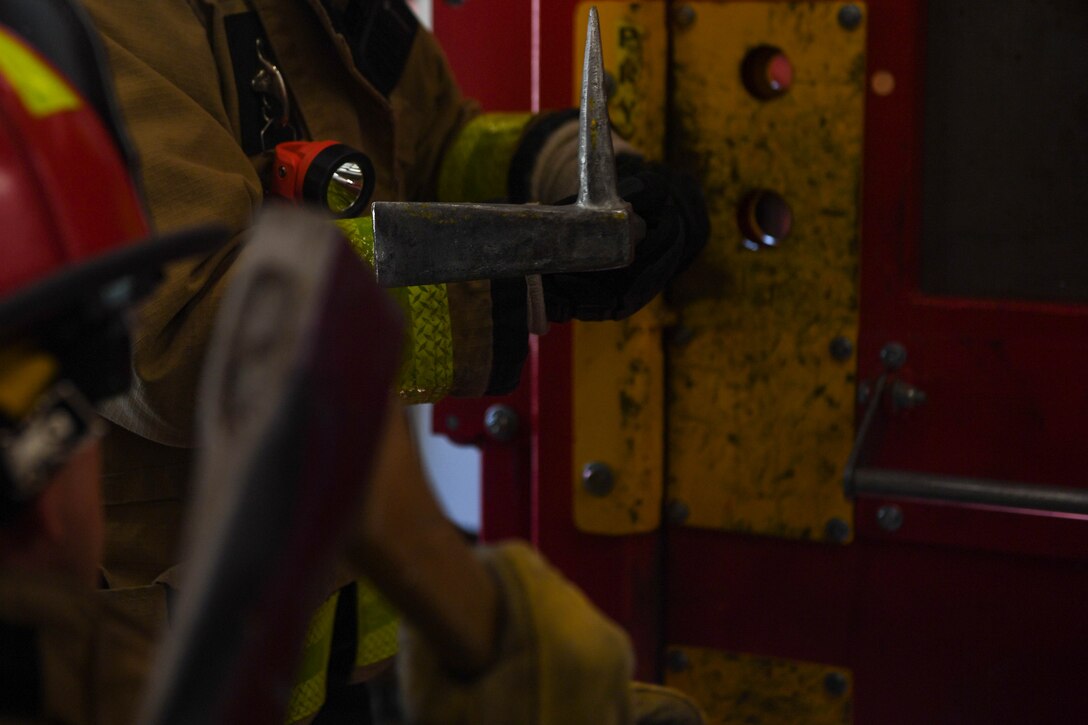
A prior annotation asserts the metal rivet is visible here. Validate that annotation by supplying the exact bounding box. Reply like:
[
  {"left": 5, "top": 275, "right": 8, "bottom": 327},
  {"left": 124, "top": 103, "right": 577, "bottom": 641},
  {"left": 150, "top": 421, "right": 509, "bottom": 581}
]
[
  {"left": 277, "top": 165, "right": 288, "bottom": 178},
  {"left": 673, "top": 4, "right": 696, "bottom": 28},
  {"left": 879, "top": 342, "right": 907, "bottom": 371},
  {"left": 891, "top": 380, "right": 928, "bottom": 410},
  {"left": 444, "top": 414, "right": 460, "bottom": 431},
  {"left": 829, "top": 336, "right": 854, "bottom": 361},
  {"left": 825, "top": 517, "right": 850, "bottom": 543},
  {"left": 666, "top": 499, "right": 691, "bottom": 525},
  {"left": 824, "top": 671, "right": 848, "bottom": 696},
  {"left": 483, "top": 404, "right": 519, "bottom": 443},
  {"left": 876, "top": 505, "right": 904, "bottom": 532},
  {"left": 666, "top": 649, "right": 691, "bottom": 673},
  {"left": 837, "top": 4, "right": 863, "bottom": 31},
  {"left": 672, "top": 326, "right": 695, "bottom": 347},
  {"left": 582, "top": 462, "right": 615, "bottom": 497}
]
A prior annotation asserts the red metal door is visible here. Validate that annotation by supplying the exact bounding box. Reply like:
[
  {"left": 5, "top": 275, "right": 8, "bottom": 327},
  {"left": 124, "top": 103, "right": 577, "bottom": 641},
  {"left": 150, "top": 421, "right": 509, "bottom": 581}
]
[{"left": 433, "top": 1, "right": 1088, "bottom": 722}]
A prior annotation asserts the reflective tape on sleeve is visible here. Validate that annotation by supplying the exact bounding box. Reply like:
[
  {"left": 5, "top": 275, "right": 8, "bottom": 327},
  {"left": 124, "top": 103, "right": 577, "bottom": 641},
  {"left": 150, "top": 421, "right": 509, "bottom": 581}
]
[
  {"left": 438, "top": 113, "right": 533, "bottom": 202},
  {"left": 336, "top": 217, "right": 454, "bottom": 403}
]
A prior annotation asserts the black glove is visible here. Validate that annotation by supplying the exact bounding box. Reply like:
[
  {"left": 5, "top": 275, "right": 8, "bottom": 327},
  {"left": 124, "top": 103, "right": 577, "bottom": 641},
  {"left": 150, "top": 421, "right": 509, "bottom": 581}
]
[{"left": 541, "top": 155, "right": 710, "bottom": 323}]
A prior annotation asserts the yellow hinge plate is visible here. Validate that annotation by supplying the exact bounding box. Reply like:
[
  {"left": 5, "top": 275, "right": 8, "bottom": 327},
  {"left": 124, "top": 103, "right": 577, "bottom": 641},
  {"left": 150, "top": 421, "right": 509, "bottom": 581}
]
[
  {"left": 572, "top": 1, "right": 668, "bottom": 535},
  {"left": 665, "top": 647, "right": 853, "bottom": 725},
  {"left": 666, "top": 2, "right": 866, "bottom": 541}
]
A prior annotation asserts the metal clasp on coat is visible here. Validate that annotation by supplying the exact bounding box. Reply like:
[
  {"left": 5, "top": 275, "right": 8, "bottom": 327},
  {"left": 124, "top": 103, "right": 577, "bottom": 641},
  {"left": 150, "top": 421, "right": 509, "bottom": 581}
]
[{"left": 251, "top": 39, "right": 296, "bottom": 150}]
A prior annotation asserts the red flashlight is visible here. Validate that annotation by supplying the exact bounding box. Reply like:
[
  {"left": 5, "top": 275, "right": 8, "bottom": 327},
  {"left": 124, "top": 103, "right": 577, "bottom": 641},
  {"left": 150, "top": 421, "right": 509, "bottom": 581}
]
[{"left": 267, "top": 141, "right": 376, "bottom": 218}]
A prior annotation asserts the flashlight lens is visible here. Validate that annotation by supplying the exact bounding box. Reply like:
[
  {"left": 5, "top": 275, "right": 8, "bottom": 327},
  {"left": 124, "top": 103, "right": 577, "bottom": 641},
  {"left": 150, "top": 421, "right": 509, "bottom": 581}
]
[{"left": 327, "top": 161, "right": 366, "bottom": 214}]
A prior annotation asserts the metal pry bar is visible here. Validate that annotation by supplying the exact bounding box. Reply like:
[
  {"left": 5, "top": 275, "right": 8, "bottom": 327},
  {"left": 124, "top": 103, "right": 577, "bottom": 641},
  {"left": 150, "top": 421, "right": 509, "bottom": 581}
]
[
  {"left": 579, "top": 6, "right": 621, "bottom": 209},
  {"left": 371, "top": 5, "right": 631, "bottom": 288}
]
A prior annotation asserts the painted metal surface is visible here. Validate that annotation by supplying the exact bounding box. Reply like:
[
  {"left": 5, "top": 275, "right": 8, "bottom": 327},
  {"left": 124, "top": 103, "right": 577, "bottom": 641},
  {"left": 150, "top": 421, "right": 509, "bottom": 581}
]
[
  {"left": 572, "top": 1, "right": 669, "bottom": 535},
  {"left": 431, "top": 1, "right": 531, "bottom": 111},
  {"left": 436, "top": 2, "right": 1088, "bottom": 721},
  {"left": 859, "top": 0, "right": 1088, "bottom": 497},
  {"left": 664, "top": 647, "right": 852, "bottom": 725},
  {"left": 529, "top": 0, "right": 664, "bottom": 678},
  {"left": 433, "top": 4, "right": 664, "bottom": 677},
  {"left": 666, "top": 524, "right": 1088, "bottom": 724},
  {"left": 667, "top": 2, "right": 864, "bottom": 540}
]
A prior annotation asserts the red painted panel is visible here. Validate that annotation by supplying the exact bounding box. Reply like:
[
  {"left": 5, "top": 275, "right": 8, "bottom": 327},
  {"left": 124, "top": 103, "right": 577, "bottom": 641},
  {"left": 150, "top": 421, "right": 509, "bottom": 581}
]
[
  {"left": 432, "top": 1, "right": 533, "bottom": 111},
  {"left": 434, "top": 387, "right": 533, "bottom": 542},
  {"left": 858, "top": 0, "right": 1088, "bottom": 492},
  {"left": 667, "top": 528, "right": 1088, "bottom": 724},
  {"left": 855, "top": 496, "right": 1088, "bottom": 563}
]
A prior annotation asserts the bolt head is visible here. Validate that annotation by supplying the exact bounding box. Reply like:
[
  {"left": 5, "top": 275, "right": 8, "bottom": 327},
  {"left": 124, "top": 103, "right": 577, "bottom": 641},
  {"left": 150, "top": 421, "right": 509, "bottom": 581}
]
[
  {"left": 877, "top": 505, "right": 904, "bottom": 532},
  {"left": 277, "top": 165, "right": 288, "bottom": 178},
  {"left": 444, "top": 414, "right": 460, "bottom": 432},
  {"left": 484, "top": 404, "right": 518, "bottom": 442},
  {"left": 674, "top": 5, "right": 696, "bottom": 28},
  {"left": 582, "top": 462, "right": 615, "bottom": 497},
  {"left": 666, "top": 499, "right": 691, "bottom": 525},
  {"left": 838, "top": 4, "right": 863, "bottom": 30},
  {"left": 672, "top": 326, "right": 695, "bottom": 347},
  {"left": 824, "top": 671, "right": 849, "bottom": 696},
  {"left": 829, "top": 336, "right": 854, "bottom": 361},
  {"left": 880, "top": 342, "right": 907, "bottom": 371},
  {"left": 666, "top": 649, "right": 691, "bottom": 673},
  {"left": 891, "top": 380, "right": 928, "bottom": 410},
  {"left": 825, "top": 517, "right": 850, "bottom": 543}
]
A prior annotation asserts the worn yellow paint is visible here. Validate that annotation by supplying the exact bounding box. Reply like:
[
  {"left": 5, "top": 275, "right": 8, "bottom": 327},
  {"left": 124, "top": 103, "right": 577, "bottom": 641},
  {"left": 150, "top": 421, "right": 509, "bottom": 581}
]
[
  {"left": 667, "top": 2, "right": 865, "bottom": 541},
  {"left": 665, "top": 647, "right": 853, "bottom": 725},
  {"left": 571, "top": 1, "right": 668, "bottom": 535}
]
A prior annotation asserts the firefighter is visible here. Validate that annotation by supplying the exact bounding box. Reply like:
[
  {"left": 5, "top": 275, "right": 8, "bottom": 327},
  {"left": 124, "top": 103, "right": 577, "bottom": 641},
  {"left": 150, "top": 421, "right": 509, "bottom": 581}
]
[
  {"left": 0, "top": 12, "right": 702, "bottom": 723},
  {"left": 75, "top": 0, "right": 708, "bottom": 720},
  {"left": 0, "top": 19, "right": 226, "bottom": 721}
]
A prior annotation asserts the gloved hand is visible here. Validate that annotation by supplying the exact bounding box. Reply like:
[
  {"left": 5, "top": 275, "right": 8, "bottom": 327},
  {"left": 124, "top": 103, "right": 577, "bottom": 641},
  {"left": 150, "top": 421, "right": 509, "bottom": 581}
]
[
  {"left": 397, "top": 542, "right": 635, "bottom": 725},
  {"left": 541, "top": 154, "right": 710, "bottom": 323}
]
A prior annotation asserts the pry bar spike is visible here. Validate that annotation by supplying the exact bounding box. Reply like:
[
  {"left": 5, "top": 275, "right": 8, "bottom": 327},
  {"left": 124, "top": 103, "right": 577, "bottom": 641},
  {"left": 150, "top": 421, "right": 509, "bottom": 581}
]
[
  {"left": 370, "top": 5, "right": 632, "bottom": 287},
  {"left": 579, "top": 6, "right": 621, "bottom": 209}
]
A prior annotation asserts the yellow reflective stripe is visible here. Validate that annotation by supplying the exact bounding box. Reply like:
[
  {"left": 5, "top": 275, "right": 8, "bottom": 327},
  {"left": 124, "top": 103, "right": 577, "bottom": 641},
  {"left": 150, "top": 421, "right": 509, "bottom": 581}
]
[
  {"left": 0, "top": 30, "right": 81, "bottom": 117},
  {"left": 284, "top": 591, "right": 339, "bottom": 723},
  {"left": 0, "top": 347, "right": 58, "bottom": 419},
  {"left": 438, "top": 113, "right": 533, "bottom": 202},
  {"left": 355, "top": 578, "right": 399, "bottom": 667},
  {"left": 336, "top": 217, "right": 454, "bottom": 404}
]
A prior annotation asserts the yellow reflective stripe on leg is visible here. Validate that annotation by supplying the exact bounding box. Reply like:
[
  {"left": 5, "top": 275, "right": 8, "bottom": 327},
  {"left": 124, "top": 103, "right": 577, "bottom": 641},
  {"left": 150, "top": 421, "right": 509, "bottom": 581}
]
[
  {"left": 284, "top": 591, "right": 339, "bottom": 723},
  {"left": 438, "top": 113, "right": 533, "bottom": 202},
  {"left": 355, "top": 578, "right": 399, "bottom": 668},
  {"left": 336, "top": 217, "right": 454, "bottom": 403}
]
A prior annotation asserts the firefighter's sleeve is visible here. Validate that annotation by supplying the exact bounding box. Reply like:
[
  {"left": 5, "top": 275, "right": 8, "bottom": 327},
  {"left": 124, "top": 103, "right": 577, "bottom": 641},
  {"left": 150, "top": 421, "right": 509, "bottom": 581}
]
[{"left": 397, "top": 542, "right": 635, "bottom": 725}]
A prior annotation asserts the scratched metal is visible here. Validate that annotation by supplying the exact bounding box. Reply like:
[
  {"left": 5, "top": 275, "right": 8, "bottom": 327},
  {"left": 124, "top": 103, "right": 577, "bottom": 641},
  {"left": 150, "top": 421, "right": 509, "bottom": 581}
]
[
  {"left": 372, "top": 202, "right": 631, "bottom": 286},
  {"left": 665, "top": 647, "right": 853, "bottom": 725},
  {"left": 666, "top": 3, "right": 865, "bottom": 540},
  {"left": 572, "top": 1, "right": 668, "bottom": 535},
  {"left": 372, "top": 6, "right": 631, "bottom": 288}
]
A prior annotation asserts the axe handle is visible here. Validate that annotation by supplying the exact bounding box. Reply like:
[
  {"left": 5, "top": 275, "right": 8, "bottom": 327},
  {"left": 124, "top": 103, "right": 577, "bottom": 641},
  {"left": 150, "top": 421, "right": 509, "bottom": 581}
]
[{"left": 347, "top": 398, "right": 501, "bottom": 675}]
